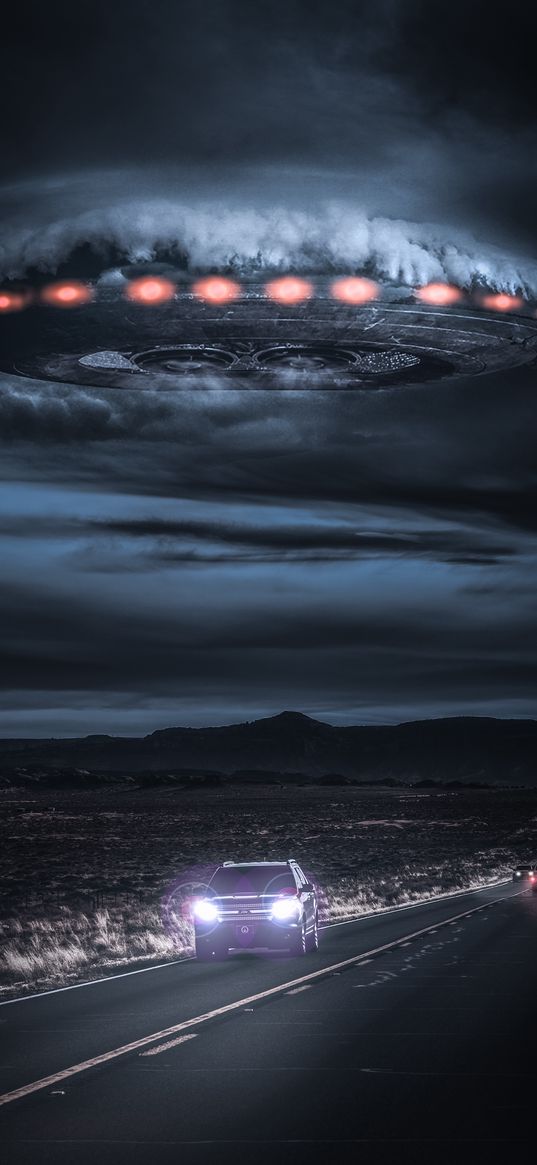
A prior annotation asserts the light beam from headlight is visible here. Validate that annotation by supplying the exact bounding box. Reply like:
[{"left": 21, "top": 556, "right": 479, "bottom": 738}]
[
  {"left": 193, "top": 898, "right": 219, "bottom": 923},
  {"left": 271, "top": 897, "right": 301, "bottom": 921}
]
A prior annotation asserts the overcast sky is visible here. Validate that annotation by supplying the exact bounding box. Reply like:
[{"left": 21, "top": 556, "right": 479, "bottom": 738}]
[
  {"left": 3, "top": 0, "right": 537, "bottom": 244},
  {"left": 1, "top": 1, "right": 536, "bottom": 734}
]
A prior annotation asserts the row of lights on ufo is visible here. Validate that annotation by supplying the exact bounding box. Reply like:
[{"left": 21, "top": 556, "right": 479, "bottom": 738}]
[{"left": 0, "top": 275, "right": 528, "bottom": 313}]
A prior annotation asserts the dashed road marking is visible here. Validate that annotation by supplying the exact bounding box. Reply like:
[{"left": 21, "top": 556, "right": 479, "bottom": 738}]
[
  {"left": 0, "top": 888, "right": 525, "bottom": 1110},
  {"left": 140, "top": 1034, "right": 197, "bottom": 1057}
]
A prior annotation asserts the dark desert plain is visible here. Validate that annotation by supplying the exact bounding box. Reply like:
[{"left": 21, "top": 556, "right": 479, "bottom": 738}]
[{"left": 1, "top": 712, "right": 536, "bottom": 999}]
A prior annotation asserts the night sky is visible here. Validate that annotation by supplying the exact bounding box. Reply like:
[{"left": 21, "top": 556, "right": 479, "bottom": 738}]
[{"left": 1, "top": 1, "right": 536, "bottom": 735}]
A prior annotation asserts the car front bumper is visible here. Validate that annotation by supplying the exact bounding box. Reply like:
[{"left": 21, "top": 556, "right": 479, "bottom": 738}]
[{"left": 195, "top": 919, "right": 302, "bottom": 949}]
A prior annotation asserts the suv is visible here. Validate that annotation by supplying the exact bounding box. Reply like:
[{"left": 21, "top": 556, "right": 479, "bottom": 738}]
[
  {"left": 193, "top": 860, "right": 319, "bottom": 960},
  {"left": 513, "top": 864, "right": 536, "bottom": 882}
]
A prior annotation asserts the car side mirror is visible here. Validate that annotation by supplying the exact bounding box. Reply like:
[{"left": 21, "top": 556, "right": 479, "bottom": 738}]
[{"left": 301, "top": 882, "right": 314, "bottom": 893}]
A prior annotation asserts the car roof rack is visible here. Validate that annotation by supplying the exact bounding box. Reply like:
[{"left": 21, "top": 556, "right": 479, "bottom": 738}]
[{"left": 221, "top": 860, "right": 293, "bottom": 867}]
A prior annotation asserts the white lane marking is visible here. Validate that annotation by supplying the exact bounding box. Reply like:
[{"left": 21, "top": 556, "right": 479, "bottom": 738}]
[
  {"left": 0, "top": 958, "right": 191, "bottom": 1008},
  {"left": 286, "top": 985, "right": 312, "bottom": 995},
  {"left": 0, "top": 889, "right": 519, "bottom": 1110},
  {"left": 319, "top": 878, "right": 511, "bottom": 931},
  {"left": 0, "top": 879, "right": 512, "bottom": 1008},
  {"left": 140, "top": 1034, "right": 197, "bottom": 1057}
]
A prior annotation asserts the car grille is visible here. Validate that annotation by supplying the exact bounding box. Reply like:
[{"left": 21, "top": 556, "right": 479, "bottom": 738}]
[{"left": 216, "top": 895, "right": 275, "bottom": 920}]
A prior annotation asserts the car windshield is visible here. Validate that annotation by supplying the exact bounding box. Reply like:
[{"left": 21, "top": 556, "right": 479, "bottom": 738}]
[
  {"left": 517, "top": 866, "right": 531, "bottom": 871},
  {"left": 210, "top": 866, "right": 296, "bottom": 895}
]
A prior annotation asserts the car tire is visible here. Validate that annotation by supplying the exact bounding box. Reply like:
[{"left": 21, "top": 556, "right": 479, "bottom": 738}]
[
  {"left": 195, "top": 937, "right": 213, "bottom": 961},
  {"left": 307, "top": 914, "right": 319, "bottom": 952},
  {"left": 289, "top": 924, "right": 307, "bottom": 956}
]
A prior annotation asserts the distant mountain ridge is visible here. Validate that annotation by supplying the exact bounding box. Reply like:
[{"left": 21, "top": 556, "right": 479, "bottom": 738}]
[{"left": 0, "top": 711, "right": 536, "bottom": 786}]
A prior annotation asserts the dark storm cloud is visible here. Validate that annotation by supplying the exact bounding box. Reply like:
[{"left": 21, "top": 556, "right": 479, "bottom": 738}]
[
  {"left": 0, "top": 379, "right": 180, "bottom": 442},
  {"left": 1, "top": 1, "right": 406, "bottom": 173},
  {"left": 1, "top": 513, "right": 517, "bottom": 567},
  {"left": 0, "top": 575, "right": 534, "bottom": 705},
  {"left": 384, "top": 2, "right": 537, "bottom": 127},
  {"left": 1, "top": 2, "right": 536, "bottom": 733},
  {"left": 3, "top": 1, "right": 536, "bottom": 251},
  {"left": 4, "top": 189, "right": 537, "bottom": 288},
  {"left": 87, "top": 516, "right": 515, "bottom": 567},
  {"left": 6, "top": 1, "right": 536, "bottom": 168},
  {"left": 0, "top": 358, "right": 536, "bottom": 731},
  {"left": 379, "top": 1, "right": 537, "bottom": 247},
  {"left": 1, "top": 368, "right": 536, "bottom": 537}
]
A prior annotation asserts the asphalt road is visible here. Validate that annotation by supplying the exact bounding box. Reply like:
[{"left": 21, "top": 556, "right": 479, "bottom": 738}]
[{"left": 1, "top": 880, "right": 535, "bottom": 1163}]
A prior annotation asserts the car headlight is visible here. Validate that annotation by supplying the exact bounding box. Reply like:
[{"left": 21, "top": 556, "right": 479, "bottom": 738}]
[
  {"left": 193, "top": 898, "right": 219, "bottom": 923},
  {"left": 271, "top": 897, "right": 301, "bottom": 922}
]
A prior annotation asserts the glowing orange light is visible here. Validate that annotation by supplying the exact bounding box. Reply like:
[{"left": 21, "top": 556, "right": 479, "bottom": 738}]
[
  {"left": 191, "top": 276, "right": 241, "bottom": 304},
  {"left": 124, "top": 276, "right": 176, "bottom": 305},
  {"left": 0, "top": 290, "right": 28, "bottom": 313},
  {"left": 480, "top": 291, "right": 524, "bottom": 312},
  {"left": 415, "top": 282, "right": 462, "bottom": 306},
  {"left": 330, "top": 276, "right": 379, "bottom": 304},
  {"left": 41, "top": 281, "right": 93, "bottom": 308},
  {"left": 265, "top": 276, "right": 313, "bottom": 304}
]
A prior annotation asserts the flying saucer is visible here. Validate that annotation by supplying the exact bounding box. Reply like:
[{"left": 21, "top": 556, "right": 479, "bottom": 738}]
[{"left": 1, "top": 285, "right": 536, "bottom": 391}]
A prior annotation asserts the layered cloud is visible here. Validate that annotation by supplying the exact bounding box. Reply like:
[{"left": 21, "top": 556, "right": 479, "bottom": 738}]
[
  {"left": 2, "top": 195, "right": 537, "bottom": 293},
  {"left": 0, "top": 350, "right": 536, "bottom": 732}
]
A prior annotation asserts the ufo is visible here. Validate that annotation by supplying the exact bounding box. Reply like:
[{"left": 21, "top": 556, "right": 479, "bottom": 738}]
[{"left": 1, "top": 280, "right": 536, "bottom": 391}]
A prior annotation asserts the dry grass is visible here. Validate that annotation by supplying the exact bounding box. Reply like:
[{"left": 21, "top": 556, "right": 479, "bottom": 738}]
[
  {"left": 1, "top": 784, "right": 534, "bottom": 996},
  {"left": 0, "top": 905, "right": 192, "bottom": 989}
]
